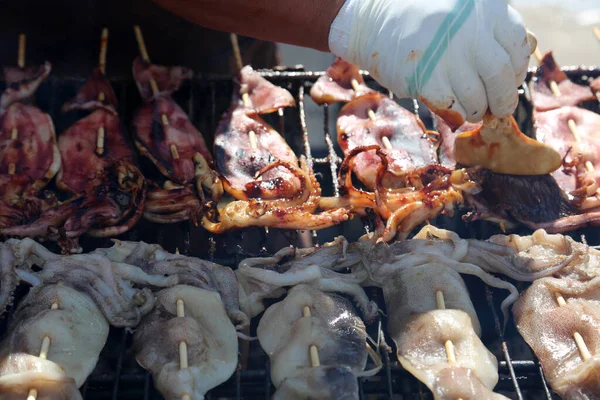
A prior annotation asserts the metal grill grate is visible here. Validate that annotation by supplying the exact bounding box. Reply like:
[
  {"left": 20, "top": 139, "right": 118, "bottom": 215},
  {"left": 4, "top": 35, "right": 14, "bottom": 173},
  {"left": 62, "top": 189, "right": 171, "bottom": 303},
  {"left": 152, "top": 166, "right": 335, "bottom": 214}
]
[{"left": 3, "top": 65, "right": 600, "bottom": 400}]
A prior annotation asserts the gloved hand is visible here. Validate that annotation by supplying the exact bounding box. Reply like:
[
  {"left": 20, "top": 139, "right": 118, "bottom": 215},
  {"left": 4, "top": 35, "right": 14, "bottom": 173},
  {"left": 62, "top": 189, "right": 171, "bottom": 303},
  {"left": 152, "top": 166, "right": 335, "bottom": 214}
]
[{"left": 329, "top": 0, "right": 535, "bottom": 128}]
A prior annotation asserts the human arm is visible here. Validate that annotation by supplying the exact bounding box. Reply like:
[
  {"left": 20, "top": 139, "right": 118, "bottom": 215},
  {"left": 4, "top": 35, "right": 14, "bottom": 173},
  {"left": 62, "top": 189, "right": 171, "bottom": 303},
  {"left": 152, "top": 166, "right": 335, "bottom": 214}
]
[
  {"left": 152, "top": 0, "right": 344, "bottom": 52},
  {"left": 154, "top": 0, "right": 535, "bottom": 127}
]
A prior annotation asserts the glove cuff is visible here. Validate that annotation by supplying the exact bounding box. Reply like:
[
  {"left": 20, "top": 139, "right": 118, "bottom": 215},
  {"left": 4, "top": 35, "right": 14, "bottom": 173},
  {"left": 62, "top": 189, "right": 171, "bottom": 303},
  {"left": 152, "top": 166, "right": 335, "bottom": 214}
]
[{"left": 328, "top": 0, "right": 358, "bottom": 58}]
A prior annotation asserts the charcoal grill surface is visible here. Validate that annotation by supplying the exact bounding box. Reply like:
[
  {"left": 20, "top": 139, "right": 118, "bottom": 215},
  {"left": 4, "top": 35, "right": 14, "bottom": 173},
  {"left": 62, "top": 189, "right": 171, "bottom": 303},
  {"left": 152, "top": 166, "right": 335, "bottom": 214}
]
[{"left": 1, "top": 65, "right": 599, "bottom": 400}]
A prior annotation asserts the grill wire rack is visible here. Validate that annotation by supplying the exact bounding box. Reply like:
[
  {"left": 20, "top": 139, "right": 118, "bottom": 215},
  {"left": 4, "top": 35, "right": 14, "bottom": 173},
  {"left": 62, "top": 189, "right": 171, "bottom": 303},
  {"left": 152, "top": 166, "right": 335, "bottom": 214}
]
[{"left": 1, "top": 65, "right": 599, "bottom": 400}]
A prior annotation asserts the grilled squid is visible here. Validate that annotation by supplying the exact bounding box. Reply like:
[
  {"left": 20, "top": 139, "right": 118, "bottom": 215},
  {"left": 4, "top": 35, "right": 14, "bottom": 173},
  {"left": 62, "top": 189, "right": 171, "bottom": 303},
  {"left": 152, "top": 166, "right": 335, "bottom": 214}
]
[
  {"left": 132, "top": 58, "right": 222, "bottom": 224},
  {"left": 257, "top": 284, "right": 378, "bottom": 400},
  {"left": 0, "top": 61, "right": 61, "bottom": 232}
]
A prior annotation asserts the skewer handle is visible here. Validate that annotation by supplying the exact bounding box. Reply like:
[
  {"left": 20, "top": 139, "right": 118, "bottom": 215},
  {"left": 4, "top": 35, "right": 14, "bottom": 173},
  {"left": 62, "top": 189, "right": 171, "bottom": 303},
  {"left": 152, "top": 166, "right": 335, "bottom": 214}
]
[
  {"left": 350, "top": 78, "right": 361, "bottom": 93},
  {"left": 230, "top": 33, "right": 244, "bottom": 72},
  {"left": 133, "top": 25, "right": 151, "bottom": 64},
  {"left": 99, "top": 28, "right": 109, "bottom": 74},
  {"left": 18, "top": 34, "right": 26, "bottom": 68}
]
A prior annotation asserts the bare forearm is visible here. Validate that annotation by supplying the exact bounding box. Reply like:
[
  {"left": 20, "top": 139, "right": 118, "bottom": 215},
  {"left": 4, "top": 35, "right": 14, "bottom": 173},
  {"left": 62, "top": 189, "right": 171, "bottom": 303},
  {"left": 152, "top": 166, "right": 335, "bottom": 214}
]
[{"left": 153, "top": 0, "right": 345, "bottom": 51}]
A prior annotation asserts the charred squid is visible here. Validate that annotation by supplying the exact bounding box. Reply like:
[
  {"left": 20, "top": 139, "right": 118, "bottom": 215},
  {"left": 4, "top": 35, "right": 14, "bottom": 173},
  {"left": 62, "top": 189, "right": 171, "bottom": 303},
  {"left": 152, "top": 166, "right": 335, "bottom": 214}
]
[{"left": 203, "top": 65, "right": 350, "bottom": 232}]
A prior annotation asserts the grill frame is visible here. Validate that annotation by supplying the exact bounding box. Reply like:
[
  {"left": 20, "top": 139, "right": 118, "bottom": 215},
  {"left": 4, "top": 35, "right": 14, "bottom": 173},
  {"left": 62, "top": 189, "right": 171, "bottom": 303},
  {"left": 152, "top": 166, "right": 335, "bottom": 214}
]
[{"left": 2, "top": 65, "right": 600, "bottom": 400}]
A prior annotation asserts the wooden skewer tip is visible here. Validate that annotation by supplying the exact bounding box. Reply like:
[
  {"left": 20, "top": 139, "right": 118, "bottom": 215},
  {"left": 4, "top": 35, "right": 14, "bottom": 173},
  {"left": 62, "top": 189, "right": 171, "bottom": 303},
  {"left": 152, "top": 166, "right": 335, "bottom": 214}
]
[
  {"left": 11, "top": 127, "right": 18, "bottom": 140},
  {"left": 241, "top": 92, "right": 251, "bottom": 108},
  {"left": 350, "top": 78, "right": 361, "bottom": 92},
  {"left": 96, "top": 126, "right": 105, "bottom": 155},
  {"left": 381, "top": 136, "right": 392, "bottom": 150},
  {"left": 176, "top": 298, "right": 185, "bottom": 317},
  {"left": 444, "top": 340, "right": 457, "bottom": 364},
  {"left": 248, "top": 130, "right": 258, "bottom": 150},
  {"left": 302, "top": 305, "right": 311, "bottom": 318},
  {"left": 435, "top": 290, "right": 446, "bottom": 310},
  {"left": 555, "top": 293, "right": 592, "bottom": 361},
  {"left": 170, "top": 144, "right": 180, "bottom": 160}
]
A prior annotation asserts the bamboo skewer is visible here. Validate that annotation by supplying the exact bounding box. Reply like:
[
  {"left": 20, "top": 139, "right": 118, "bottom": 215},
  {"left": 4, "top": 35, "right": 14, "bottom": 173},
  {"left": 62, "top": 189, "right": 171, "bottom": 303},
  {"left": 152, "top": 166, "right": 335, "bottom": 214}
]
[
  {"left": 534, "top": 47, "right": 594, "bottom": 173},
  {"left": 173, "top": 249, "right": 190, "bottom": 400},
  {"left": 350, "top": 78, "right": 377, "bottom": 122},
  {"left": 554, "top": 293, "right": 591, "bottom": 361},
  {"left": 230, "top": 33, "right": 244, "bottom": 72},
  {"left": 435, "top": 291, "right": 462, "bottom": 400},
  {"left": 96, "top": 28, "right": 109, "bottom": 156},
  {"left": 96, "top": 126, "right": 105, "bottom": 156},
  {"left": 175, "top": 298, "right": 191, "bottom": 400},
  {"left": 96, "top": 28, "right": 108, "bottom": 156},
  {"left": 381, "top": 136, "right": 393, "bottom": 150},
  {"left": 99, "top": 28, "right": 108, "bottom": 75},
  {"left": 238, "top": 85, "right": 258, "bottom": 150},
  {"left": 9, "top": 34, "right": 27, "bottom": 175},
  {"left": 134, "top": 26, "right": 179, "bottom": 160},
  {"left": 230, "top": 34, "right": 259, "bottom": 150},
  {"left": 302, "top": 306, "right": 321, "bottom": 367},
  {"left": 26, "top": 303, "right": 59, "bottom": 400}
]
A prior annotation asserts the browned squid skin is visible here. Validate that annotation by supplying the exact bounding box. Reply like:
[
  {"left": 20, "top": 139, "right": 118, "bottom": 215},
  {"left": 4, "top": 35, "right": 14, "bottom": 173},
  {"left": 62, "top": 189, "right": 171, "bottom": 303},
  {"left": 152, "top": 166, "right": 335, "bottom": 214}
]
[
  {"left": 321, "top": 145, "right": 462, "bottom": 241},
  {"left": 0, "top": 161, "right": 147, "bottom": 253},
  {"left": 132, "top": 59, "right": 222, "bottom": 223},
  {"left": 215, "top": 107, "right": 302, "bottom": 201},
  {"left": 57, "top": 108, "right": 133, "bottom": 194},
  {"left": 310, "top": 58, "right": 374, "bottom": 105},
  {"left": 202, "top": 158, "right": 352, "bottom": 233},
  {"left": 143, "top": 184, "right": 203, "bottom": 225},
  {"left": 133, "top": 57, "right": 193, "bottom": 103},
  {"left": 233, "top": 66, "right": 296, "bottom": 114},
  {"left": 530, "top": 52, "right": 595, "bottom": 112},
  {"left": 0, "top": 67, "right": 61, "bottom": 231},
  {"left": 337, "top": 92, "right": 437, "bottom": 189},
  {"left": 61, "top": 67, "right": 118, "bottom": 113},
  {"left": 216, "top": 65, "right": 298, "bottom": 201},
  {"left": 0, "top": 62, "right": 52, "bottom": 111}
]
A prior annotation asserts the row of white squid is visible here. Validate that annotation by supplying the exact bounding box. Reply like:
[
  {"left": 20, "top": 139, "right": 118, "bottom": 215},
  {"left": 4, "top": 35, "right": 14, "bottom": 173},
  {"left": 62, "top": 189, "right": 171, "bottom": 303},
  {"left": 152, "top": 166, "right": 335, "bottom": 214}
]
[{"left": 0, "top": 224, "right": 598, "bottom": 399}]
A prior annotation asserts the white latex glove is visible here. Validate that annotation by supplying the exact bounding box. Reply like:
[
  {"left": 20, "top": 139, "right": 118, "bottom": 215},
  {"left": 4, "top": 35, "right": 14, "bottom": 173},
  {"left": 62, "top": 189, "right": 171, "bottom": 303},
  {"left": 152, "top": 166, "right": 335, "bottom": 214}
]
[{"left": 329, "top": 0, "right": 534, "bottom": 127}]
